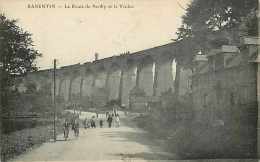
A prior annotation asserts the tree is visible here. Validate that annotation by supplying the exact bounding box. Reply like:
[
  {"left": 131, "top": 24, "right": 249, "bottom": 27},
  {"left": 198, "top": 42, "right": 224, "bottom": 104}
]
[
  {"left": 0, "top": 14, "right": 41, "bottom": 112},
  {"left": 0, "top": 14, "right": 41, "bottom": 85},
  {"left": 174, "top": 0, "right": 258, "bottom": 63},
  {"left": 177, "top": 0, "right": 258, "bottom": 39}
]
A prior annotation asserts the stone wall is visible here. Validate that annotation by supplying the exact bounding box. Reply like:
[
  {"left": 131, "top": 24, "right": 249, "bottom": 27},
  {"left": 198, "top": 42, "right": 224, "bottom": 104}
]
[{"left": 191, "top": 38, "right": 259, "bottom": 158}]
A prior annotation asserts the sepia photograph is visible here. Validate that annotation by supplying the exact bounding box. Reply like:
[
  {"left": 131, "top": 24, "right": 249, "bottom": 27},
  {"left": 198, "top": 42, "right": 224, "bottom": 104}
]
[{"left": 0, "top": 0, "right": 259, "bottom": 161}]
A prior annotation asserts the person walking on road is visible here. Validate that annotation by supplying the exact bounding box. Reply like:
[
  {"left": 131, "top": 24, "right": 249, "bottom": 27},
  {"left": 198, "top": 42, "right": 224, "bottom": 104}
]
[
  {"left": 63, "top": 119, "right": 70, "bottom": 140},
  {"left": 113, "top": 107, "right": 117, "bottom": 117},
  {"left": 83, "top": 118, "right": 88, "bottom": 129},
  {"left": 107, "top": 114, "right": 113, "bottom": 128},
  {"left": 115, "top": 114, "right": 120, "bottom": 127},
  {"left": 73, "top": 118, "right": 80, "bottom": 137},
  {"left": 111, "top": 112, "right": 115, "bottom": 127},
  {"left": 91, "top": 116, "right": 96, "bottom": 128},
  {"left": 99, "top": 119, "right": 103, "bottom": 128}
]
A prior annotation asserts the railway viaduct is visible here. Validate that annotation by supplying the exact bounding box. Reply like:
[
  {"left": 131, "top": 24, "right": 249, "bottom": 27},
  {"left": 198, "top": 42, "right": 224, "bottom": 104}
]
[{"left": 20, "top": 42, "right": 192, "bottom": 108}]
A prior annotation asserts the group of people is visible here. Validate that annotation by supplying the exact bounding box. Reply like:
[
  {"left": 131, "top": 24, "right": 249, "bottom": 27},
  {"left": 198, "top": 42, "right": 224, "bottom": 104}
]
[
  {"left": 106, "top": 112, "right": 120, "bottom": 128},
  {"left": 63, "top": 109, "right": 121, "bottom": 140},
  {"left": 83, "top": 116, "right": 100, "bottom": 128},
  {"left": 83, "top": 110, "right": 120, "bottom": 129},
  {"left": 63, "top": 116, "right": 80, "bottom": 140}
]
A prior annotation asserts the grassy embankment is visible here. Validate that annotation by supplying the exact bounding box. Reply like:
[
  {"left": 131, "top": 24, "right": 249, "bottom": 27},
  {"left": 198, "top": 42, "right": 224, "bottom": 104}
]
[
  {"left": 133, "top": 107, "right": 256, "bottom": 159},
  {"left": 1, "top": 118, "right": 64, "bottom": 161}
]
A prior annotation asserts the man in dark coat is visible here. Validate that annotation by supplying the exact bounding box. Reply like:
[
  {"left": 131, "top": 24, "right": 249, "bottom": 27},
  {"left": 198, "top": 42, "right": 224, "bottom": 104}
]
[
  {"left": 99, "top": 119, "right": 103, "bottom": 128},
  {"left": 90, "top": 116, "right": 96, "bottom": 128},
  {"left": 107, "top": 114, "right": 113, "bottom": 128}
]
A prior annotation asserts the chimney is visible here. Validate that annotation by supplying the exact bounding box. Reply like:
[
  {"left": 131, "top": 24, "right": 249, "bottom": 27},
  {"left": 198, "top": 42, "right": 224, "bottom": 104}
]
[{"left": 95, "top": 53, "right": 99, "bottom": 61}]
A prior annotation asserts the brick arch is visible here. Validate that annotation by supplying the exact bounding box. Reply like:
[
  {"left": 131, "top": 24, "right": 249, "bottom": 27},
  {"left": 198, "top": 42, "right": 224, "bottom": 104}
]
[
  {"left": 81, "top": 67, "right": 95, "bottom": 98},
  {"left": 153, "top": 56, "right": 176, "bottom": 96},
  {"left": 59, "top": 77, "right": 70, "bottom": 101},
  {"left": 136, "top": 55, "right": 155, "bottom": 96},
  {"left": 106, "top": 62, "right": 122, "bottom": 101}
]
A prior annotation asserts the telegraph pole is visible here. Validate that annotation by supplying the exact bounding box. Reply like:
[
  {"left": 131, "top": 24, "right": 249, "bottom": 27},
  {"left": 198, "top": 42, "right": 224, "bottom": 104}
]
[{"left": 53, "top": 59, "right": 57, "bottom": 142}]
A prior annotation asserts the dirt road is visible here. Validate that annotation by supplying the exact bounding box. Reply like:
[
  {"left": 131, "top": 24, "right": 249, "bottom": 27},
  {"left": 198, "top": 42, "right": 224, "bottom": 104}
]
[{"left": 10, "top": 116, "right": 173, "bottom": 162}]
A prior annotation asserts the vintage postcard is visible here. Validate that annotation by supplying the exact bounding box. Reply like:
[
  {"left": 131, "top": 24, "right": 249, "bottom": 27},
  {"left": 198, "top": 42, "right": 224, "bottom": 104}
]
[{"left": 0, "top": 0, "right": 259, "bottom": 162}]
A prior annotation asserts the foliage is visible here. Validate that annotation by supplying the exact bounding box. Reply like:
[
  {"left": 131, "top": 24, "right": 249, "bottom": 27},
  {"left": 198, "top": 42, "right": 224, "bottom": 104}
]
[
  {"left": 0, "top": 14, "right": 41, "bottom": 114},
  {"left": 135, "top": 94, "right": 256, "bottom": 158},
  {"left": 4, "top": 86, "right": 53, "bottom": 114},
  {"left": 25, "top": 82, "right": 37, "bottom": 93},
  {"left": 174, "top": 0, "right": 258, "bottom": 64},
  {"left": 2, "top": 121, "right": 63, "bottom": 161},
  {"left": 0, "top": 14, "right": 41, "bottom": 87},
  {"left": 177, "top": 0, "right": 258, "bottom": 39}
]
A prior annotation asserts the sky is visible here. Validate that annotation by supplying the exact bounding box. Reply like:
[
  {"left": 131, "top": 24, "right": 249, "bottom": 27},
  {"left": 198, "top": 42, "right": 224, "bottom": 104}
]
[{"left": 1, "top": 0, "right": 191, "bottom": 69}]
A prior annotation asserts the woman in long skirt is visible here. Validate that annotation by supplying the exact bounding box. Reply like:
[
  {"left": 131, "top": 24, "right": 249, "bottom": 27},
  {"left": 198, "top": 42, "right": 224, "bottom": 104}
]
[{"left": 115, "top": 114, "right": 120, "bottom": 127}]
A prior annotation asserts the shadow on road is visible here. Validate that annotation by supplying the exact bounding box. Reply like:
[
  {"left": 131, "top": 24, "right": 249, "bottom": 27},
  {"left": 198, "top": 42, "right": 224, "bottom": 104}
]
[
  {"left": 111, "top": 152, "right": 173, "bottom": 160},
  {"left": 55, "top": 139, "right": 74, "bottom": 142},
  {"left": 101, "top": 126, "right": 174, "bottom": 160}
]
